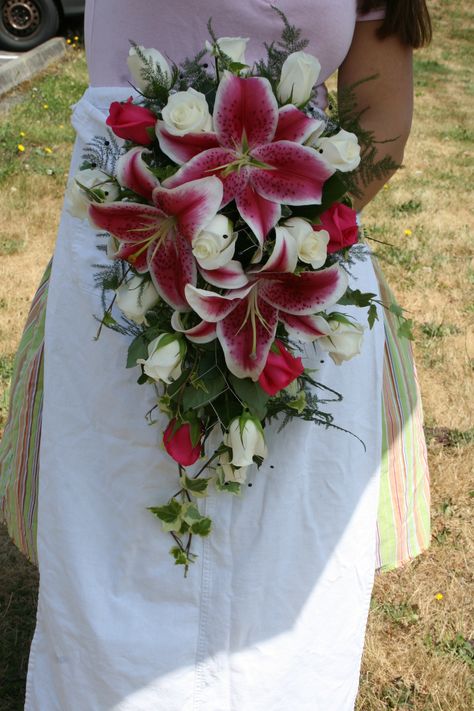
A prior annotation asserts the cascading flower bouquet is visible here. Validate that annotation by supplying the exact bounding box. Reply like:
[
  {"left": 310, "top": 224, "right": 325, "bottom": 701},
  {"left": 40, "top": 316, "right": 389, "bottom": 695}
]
[{"left": 67, "top": 11, "right": 400, "bottom": 573}]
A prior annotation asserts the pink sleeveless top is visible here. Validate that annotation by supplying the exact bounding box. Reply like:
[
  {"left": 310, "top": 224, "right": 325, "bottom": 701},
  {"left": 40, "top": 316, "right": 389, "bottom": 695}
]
[{"left": 84, "top": 0, "right": 384, "bottom": 88}]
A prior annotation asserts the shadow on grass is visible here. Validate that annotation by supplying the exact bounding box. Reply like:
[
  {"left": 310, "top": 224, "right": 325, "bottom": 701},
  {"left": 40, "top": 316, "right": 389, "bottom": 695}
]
[{"left": 0, "top": 524, "right": 38, "bottom": 711}]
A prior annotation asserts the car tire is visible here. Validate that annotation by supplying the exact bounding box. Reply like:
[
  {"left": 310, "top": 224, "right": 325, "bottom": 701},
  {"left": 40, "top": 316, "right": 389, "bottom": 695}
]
[{"left": 0, "top": 0, "right": 60, "bottom": 51}]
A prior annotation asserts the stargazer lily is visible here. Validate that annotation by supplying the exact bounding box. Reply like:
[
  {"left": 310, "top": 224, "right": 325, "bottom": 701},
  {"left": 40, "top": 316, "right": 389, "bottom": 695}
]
[
  {"left": 185, "top": 228, "right": 348, "bottom": 380},
  {"left": 88, "top": 176, "right": 223, "bottom": 311},
  {"left": 158, "top": 72, "right": 333, "bottom": 249}
]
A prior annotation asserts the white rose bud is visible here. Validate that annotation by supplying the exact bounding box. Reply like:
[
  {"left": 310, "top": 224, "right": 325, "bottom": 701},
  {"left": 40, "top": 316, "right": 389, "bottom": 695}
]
[
  {"left": 217, "top": 451, "right": 249, "bottom": 484},
  {"left": 115, "top": 275, "right": 160, "bottom": 325},
  {"left": 66, "top": 168, "right": 119, "bottom": 220},
  {"left": 205, "top": 36, "right": 249, "bottom": 65},
  {"left": 192, "top": 215, "right": 236, "bottom": 269},
  {"left": 136, "top": 333, "right": 185, "bottom": 383},
  {"left": 318, "top": 320, "right": 364, "bottom": 365},
  {"left": 161, "top": 88, "right": 212, "bottom": 136},
  {"left": 127, "top": 45, "right": 171, "bottom": 91},
  {"left": 282, "top": 218, "right": 329, "bottom": 269},
  {"left": 315, "top": 129, "right": 361, "bottom": 173},
  {"left": 224, "top": 414, "right": 268, "bottom": 468},
  {"left": 277, "top": 51, "right": 321, "bottom": 106}
]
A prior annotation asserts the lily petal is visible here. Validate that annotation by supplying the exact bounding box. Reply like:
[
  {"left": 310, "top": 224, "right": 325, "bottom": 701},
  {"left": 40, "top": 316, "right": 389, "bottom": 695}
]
[
  {"left": 185, "top": 283, "right": 254, "bottom": 323},
  {"left": 217, "top": 294, "right": 278, "bottom": 380},
  {"left": 152, "top": 177, "right": 223, "bottom": 242},
  {"left": 114, "top": 241, "right": 149, "bottom": 272},
  {"left": 259, "top": 264, "right": 348, "bottom": 315},
  {"left": 256, "top": 226, "right": 298, "bottom": 274},
  {"left": 115, "top": 147, "right": 159, "bottom": 200},
  {"left": 148, "top": 233, "right": 196, "bottom": 311},
  {"left": 89, "top": 202, "right": 165, "bottom": 243},
  {"left": 213, "top": 72, "right": 278, "bottom": 150},
  {"left": 279, "top": 312, "right": 332, "bottom": 342},
  {"left": 235, "top": 181, "right": 281, "bottom": 245},
  {"left": 274, "top": 105, "right": 325, "bottom": 144},
  {"left": 156, "top": 123, "right": 220, "bottom": 165},
  {"left": 171, "top": 312, "right": 217, "bottom": 344},
  {"left": 199, "top": 260, "right": 249, "bottom": 289},
  {"left": 163, "top": 147, "right": 241, "bottom": 206},
  {"left": 250, "top": 141, "right": 333, "bottom": 205}
]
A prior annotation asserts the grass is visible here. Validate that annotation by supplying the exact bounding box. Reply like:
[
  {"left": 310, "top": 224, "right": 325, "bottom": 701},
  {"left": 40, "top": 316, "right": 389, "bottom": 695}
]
[{"left": 0, "top": 1, "right": 473, "bottom": 709}]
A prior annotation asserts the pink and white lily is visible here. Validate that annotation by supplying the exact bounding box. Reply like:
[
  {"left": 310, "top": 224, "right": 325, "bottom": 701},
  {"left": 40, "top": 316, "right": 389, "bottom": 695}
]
[
  {"left": 158, "top": 72, "right": 333, "bottom": 249},
  {"left": 89, "top": 176, "right": 223, "bottom": 311},
  {"left": 185, "top": 229, "right": 348, "bottom": 380}
]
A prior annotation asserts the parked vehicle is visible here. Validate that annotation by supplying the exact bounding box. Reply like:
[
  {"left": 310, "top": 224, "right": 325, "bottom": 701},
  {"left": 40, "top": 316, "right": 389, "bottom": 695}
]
[{"left": 0, "top": 0, "right": 84, "bottom": 51}]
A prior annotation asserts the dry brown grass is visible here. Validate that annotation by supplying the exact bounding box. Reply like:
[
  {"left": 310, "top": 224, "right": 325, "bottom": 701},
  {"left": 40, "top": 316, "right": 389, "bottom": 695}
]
[{"left": 0, "top": 1, "right": 473, "bottom": 709}]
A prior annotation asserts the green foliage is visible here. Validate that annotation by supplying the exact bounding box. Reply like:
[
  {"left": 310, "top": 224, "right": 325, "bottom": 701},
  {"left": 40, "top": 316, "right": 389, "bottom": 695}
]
[{"left": 254, "top": 6, "right": 309, "bottom": 88}]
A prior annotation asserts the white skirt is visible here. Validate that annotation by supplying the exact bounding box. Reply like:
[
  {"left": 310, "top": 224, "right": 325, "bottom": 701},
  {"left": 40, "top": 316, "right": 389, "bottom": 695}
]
[{"left": 25, "top": 87, "right": 385, "bottom": 711}]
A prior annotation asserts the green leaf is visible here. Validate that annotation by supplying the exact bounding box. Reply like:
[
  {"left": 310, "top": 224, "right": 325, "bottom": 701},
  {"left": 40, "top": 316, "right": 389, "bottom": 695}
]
[
  {"left": 190, "top": 517, "right": 212, "bottom": 537},
  {"left": 338, "top": 288, "right": 377, "bottom": 308},
  {"left": 149, "top": 499, "right": 182, "bottom": 532},
  {"left": 229, "top": 375, "right": 269, "bottom": 420},
  {"left": 166, "top": 368, "right": 191, "bottom": 398},
  {"left": 397, "top": 318, "right": 414, "bottom": 341},
  {"left": 101, "top": 312, "right": 117, "bottom": 328},
  {"left": 137, "top": 372, "right": 149, "bottom": 385},
  {"left": 182, "top": 371, "right": 226, "bottom": 410},
  {"left": 214, "top": 473, "right": 242, "bottom": 496},
  {"left": 180, "top": 473, "right": 211, "bottom": 498},
  {"left": 368, "top": 303, "right": 379, "bottom": 330},
  {"left": 170, "top": 546, "right": 189, "bottom": 566},
  {"left": 126, "top": 334, "right": 149, "bottom": 368},
  {"left": 389, "top": 301, "right": 404, "bottom": 318}
]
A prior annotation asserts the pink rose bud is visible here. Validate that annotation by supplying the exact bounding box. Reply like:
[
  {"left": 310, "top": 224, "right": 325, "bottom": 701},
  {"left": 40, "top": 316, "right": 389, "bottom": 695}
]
[
  {"left": 314, "top": 203, "right": 358, "bottom": 253},
  {"left": 258, "top": 340, "right": 304, "bottom": 396},
  {"left": 106, "top": 97, "right": 157, "bottom": 146},
  {"left": 163, "top": 418, "right": 202, "bottom": 466}
]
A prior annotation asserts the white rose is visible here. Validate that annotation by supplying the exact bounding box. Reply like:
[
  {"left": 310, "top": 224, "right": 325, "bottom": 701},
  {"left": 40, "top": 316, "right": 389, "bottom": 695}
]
[
  {"left": 224, "top": 415, "right": 268, "bottom": 468},
  {"left": 205, "top": 36, "right": 249, "bottom": 64},
  {"left": 127, "top": 45, "right": 171, "bottom": 91},
  {"left": 136, "top": 333, "right": 185, "bottom": 383},
  {"left": 161, "top": 88, "right": 212, "bottom": 136},
  {"left": 66, "top": 168, "right": 119, "bottom": 220},
  {"left": 192, "top": 215, "right": 235, "bottom": 269},
  {"left": 277, "top": 51, "right": 321, "bottom": 106},
  {"left": 282, "top": 218, "right": 329, "bottom": 269},
  {"left": 315, "top": 129, "right": 361, "bottom": 172},
  {"left": 217, "top": 451, "right": 249, "bottom": 484},
  {"left": 115, "top": 275, "right": 160, "bottom": 325},
  {"left": 318, "top": 320, "right": 364, "bottom": 365}
]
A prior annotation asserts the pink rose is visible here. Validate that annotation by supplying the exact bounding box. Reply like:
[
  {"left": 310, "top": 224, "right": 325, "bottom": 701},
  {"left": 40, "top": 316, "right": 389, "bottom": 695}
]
[
  {"left": 163, "top": 419, "right": 202, "bottom": 466},
  {"left": 106, "top": 98, "right": 157, "bottom": 145},
  {"left": 314, "top": 203, "right": 358, "bottom": 253},
  {"left": 258, "top": 340, "right": 304, "bottom": 396}
]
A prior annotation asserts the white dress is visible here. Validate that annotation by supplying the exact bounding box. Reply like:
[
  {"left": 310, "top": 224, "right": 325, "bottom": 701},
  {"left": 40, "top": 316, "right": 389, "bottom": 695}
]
[{"left": 25, "top": 4, "right": 386, "bottom": 709}]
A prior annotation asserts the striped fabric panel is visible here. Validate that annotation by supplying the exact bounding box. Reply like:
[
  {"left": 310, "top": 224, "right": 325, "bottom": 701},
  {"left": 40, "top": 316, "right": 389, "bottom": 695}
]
[
  {"left": 375, "top": 257, "right": 431, "bottom": 571},
  {"left": 0, "top": 257, "right": 430, "bottom": 571},
  {"left": 0, "top": 260, "right": 51, "bottom": 565}
]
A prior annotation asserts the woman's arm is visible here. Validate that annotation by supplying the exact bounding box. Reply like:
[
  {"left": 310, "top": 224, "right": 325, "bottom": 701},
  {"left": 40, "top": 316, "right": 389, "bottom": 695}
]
[{"left": 338, "top": 20, "right": 414, "bottom": 211}]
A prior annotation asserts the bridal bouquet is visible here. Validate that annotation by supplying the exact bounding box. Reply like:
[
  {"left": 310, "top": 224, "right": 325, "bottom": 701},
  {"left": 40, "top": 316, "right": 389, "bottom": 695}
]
[{"left": 68, "top": 12, "right": 391, "bottom": 573}]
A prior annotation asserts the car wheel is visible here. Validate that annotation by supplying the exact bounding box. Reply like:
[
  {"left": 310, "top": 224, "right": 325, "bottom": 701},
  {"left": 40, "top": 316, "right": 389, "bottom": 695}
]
[{"left": 0, "top": 0, "right": 60, "bottom": 51}]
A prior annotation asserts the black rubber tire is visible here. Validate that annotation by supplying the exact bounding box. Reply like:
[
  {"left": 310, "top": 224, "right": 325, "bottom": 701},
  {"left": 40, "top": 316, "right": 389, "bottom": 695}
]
[{"left": 0, "top": 0, "right": 60, "bottom": 51}]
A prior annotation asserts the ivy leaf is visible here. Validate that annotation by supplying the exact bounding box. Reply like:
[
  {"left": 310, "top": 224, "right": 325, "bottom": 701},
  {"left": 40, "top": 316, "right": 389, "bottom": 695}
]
[
  {"left": 126, "top": 334, "right": 149, "bottom": 368},
  {"left": 338, "top": 288, "right": 377, "bottom": 308},
  {"left": 214, "top": 474, "right": 242, "bottom": 496},
  {"left": 229, "top": 375, "right": 269, "bottom": 420},
  {"left": 149, "top": 499, "right": 182, "bottom": 532},
  {"left": 368, "top": 303, "right": 379, "bottom": 330},
  {"left": 389, "top": 301, "right": 403, "bottom": 318},
  {"left": 398, "top": 318, "right": 414, "bottom": 341},
  {"left": 170, "top": 546, "right": 189, "bottom": 566},
  {"left": 190, "top": 517, "right": 212, "bottom": 537},
  {"left": 182, "top": 371, "right": 226, "bottom": 410},
  {"left": 180, "top": 473, "right": 211, "bottom": 498},
  {"left": 181, "top": 503, "right": 202, "bottom": 525}
]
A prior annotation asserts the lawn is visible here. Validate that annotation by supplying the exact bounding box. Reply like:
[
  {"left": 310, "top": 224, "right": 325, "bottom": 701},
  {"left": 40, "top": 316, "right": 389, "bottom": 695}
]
[{"left": 0, "top": 2, "right": 473, "bottom": 708}]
